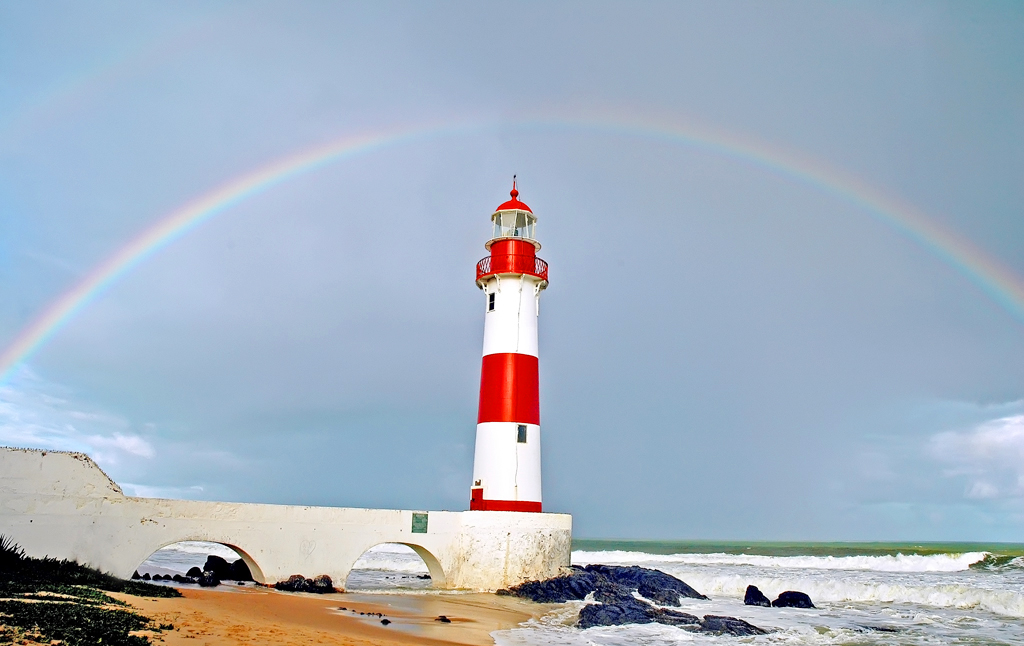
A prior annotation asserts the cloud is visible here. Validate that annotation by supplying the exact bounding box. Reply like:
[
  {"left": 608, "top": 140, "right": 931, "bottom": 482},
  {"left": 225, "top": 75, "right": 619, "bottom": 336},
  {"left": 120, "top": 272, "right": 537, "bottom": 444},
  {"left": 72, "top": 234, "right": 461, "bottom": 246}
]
[
  {"left": 0, "top": 369, "right": 154, "bottom": 467},
  {"left": 930, "top": 415, "right": 1024, "bottom": 500},
  {"left": 86, "top": 433, "right": 155, "bottom": 461},
  {"left": 0, "top": 368, "right": 252, "bottom": 500}
]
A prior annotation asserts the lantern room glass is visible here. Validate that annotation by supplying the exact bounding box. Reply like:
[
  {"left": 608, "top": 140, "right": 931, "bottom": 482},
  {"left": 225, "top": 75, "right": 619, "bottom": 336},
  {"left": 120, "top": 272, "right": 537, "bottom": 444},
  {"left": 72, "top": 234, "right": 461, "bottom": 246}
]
[{"left": 491, "top": 209, "right": 536, "bottom": 241}]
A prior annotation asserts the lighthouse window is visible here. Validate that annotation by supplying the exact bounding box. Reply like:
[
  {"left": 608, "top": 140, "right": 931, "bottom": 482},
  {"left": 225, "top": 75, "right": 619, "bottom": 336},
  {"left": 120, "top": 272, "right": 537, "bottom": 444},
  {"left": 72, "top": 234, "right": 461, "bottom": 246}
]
[
  {"left": 517, "top": 425, "right": 528, "bottom": 443},
  {"left": 488, "top": 292, "right": 496, "bottom": 312}
]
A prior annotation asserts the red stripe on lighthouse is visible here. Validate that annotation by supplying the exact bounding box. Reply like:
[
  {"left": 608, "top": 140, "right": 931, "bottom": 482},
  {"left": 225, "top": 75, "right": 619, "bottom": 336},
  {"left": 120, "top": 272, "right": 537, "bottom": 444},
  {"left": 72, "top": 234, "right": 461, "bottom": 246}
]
[
  {"left": 468, "top": 489, "right": 540, "bottom": 515},
  {"left": 477, "top": 353, "right": 540, "bottom": 425}
]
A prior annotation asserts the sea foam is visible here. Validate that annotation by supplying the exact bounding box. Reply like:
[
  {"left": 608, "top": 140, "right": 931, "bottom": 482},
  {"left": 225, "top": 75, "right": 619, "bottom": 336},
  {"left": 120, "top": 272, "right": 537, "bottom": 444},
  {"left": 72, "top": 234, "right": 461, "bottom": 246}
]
[
  {"left": 351, "top": 543, "right": 430, "bottom": 573},
  {"left": 572, "top": 549, "right": 988, "bottom": 572}
]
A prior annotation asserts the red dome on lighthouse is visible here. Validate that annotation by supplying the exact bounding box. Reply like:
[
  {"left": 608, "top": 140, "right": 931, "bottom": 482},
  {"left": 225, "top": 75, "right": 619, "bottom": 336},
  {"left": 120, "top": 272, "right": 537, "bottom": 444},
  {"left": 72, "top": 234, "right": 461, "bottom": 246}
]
[{"left": 496, "top": 178, "right": 532, "bottom": 213}]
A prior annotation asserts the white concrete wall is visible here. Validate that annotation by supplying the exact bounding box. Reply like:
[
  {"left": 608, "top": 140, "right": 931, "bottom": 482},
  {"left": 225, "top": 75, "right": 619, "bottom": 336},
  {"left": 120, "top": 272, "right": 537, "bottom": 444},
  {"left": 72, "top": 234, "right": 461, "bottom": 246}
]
[{"left": 0, "top": 447, "right": 570, "bottom": 591}]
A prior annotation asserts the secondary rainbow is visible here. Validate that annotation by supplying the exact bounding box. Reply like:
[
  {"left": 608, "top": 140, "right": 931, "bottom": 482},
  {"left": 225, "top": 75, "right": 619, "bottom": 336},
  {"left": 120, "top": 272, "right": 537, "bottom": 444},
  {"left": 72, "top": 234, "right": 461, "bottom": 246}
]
[{"left": 2, "top": 115, "right": 1022, "bottom": 384}]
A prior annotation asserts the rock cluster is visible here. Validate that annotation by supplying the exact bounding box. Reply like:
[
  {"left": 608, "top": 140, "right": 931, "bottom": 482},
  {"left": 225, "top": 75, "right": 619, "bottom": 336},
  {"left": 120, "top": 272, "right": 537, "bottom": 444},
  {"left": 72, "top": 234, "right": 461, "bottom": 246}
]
[
  {"left": 133, "top": 571, "right": 200, "bottom": 584},
  {"left": 198, "top": 555, "right": 254, "bottom": 582},
  {"left": 273, "top": 573, "right": 337, "bottom": 594},
  {"left": 132, "top": 553, "right": 255, "bottom": 588},
  {"left": 499, "top": 565, "right": 766, "bottom": 635},
  {"left": 744, "top": 585, "right": 815, "bottom": 608},
  {"left": 500, "top": 564, "right": 707, "bottom": 605}
]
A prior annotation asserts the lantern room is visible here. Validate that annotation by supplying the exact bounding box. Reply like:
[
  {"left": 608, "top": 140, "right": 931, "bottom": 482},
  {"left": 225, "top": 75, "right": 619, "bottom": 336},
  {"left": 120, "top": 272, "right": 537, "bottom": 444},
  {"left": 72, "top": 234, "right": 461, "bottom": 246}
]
[
  {"left": 489, "top": 208, "right": 536, "bottom": 243},
  {"left": 476, "top": 180, "right": 548, "bottom": 287},
  {"left": 485, "top": 180, "right": 539, "bottom": 250}
]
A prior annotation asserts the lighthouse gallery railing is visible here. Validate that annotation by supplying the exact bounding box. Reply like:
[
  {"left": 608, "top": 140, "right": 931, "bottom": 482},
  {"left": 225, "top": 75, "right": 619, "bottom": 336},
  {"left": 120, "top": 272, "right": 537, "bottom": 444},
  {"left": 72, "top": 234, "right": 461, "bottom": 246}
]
[{"left": 476, "top": 255, "right": 548, "bottom": 282}]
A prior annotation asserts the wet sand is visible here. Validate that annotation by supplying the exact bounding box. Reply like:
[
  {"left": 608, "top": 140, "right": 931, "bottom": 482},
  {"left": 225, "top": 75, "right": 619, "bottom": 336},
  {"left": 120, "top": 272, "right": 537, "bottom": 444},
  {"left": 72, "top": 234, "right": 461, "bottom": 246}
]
[{"left": 111, "top": 585, "right": 547, "bottom": 646}]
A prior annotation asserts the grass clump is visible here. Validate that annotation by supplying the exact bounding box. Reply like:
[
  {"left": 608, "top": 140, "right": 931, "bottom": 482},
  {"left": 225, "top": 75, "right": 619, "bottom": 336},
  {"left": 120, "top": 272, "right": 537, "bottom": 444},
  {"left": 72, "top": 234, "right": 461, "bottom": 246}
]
[{"left": 0, "top": 535, "right": 178, "bottom": 644}]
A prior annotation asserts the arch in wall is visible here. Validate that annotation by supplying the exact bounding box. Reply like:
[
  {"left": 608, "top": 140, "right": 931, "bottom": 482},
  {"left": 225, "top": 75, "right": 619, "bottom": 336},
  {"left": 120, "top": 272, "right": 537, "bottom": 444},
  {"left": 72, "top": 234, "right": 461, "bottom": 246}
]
[
  {"left": 135, "top": 539, "right": 267, "bottom": 583},
  {"left": 345, "top": 542, "right": 446, "bottom": 589}
]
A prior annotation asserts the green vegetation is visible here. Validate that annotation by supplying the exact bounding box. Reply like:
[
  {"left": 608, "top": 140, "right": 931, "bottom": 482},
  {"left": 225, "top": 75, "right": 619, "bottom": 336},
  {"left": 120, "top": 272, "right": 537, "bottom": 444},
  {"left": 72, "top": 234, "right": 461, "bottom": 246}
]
[{"left": 0, "top": 535, "right": 179, "bottom": 645}]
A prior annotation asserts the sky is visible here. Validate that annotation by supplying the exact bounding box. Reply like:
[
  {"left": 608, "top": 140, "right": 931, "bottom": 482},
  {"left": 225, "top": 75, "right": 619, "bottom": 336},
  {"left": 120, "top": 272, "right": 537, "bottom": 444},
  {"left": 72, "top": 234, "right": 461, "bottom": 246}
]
[{"left": 1, "top": 1, "right": 1023, "bottom": 542}]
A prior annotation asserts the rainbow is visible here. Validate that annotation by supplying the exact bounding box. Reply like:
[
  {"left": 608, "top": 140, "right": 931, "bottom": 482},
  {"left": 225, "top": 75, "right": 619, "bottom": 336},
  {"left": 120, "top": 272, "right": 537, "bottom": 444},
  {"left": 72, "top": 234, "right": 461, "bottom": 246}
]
[{"left": 2, "top": 116, "right": 1023, "bottom": 384}]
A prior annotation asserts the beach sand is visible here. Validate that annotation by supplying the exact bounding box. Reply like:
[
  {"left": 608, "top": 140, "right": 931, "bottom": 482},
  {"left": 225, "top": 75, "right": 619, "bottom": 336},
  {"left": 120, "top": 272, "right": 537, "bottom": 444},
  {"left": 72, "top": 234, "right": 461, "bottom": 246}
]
[{"left": 110, "top": 585, "right": 548, "bottom": 646}]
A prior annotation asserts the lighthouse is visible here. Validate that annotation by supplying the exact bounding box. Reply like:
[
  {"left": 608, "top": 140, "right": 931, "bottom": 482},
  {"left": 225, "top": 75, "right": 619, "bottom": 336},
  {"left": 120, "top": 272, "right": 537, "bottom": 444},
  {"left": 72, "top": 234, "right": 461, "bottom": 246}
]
[{"left": 470, "top": 179, "right": 548, "bottom": 512}]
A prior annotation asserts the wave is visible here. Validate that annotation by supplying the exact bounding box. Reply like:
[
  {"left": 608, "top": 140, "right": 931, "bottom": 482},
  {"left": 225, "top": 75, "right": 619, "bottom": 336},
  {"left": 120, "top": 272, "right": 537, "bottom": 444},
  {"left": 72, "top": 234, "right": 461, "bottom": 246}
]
[
  {"left": 573, "top": 549, "right": 989, "bottom": 572},
  {"left": 140, "top": 541, "right": 242, "bottom": 574},
  {"left": 148, "top": 541, "right": 241, "bottom": 558},
  {"left": 972, "top": 553, "right": 1024, "bottom": 571},
  {"left": 351, "top": 544, "right": 429, "bottom": 573},
  {"left": 678, "top": 571, "right": 1024, "bottom": 618}
]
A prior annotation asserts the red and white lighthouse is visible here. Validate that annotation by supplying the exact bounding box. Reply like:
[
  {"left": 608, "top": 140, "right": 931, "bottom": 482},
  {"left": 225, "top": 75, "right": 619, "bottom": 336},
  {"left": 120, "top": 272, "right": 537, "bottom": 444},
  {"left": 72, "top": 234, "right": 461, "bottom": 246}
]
[{"left": 470, "top": 180, "right": 548, "bottom": 513}]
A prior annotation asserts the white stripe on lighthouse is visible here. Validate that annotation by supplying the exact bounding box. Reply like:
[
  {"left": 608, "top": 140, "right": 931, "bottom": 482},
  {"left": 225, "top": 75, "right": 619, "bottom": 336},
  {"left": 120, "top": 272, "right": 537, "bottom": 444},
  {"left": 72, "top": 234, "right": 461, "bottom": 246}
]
[
  {"left": 472, "top": 422, "right": 543, "bottom": 503},
  {"left": 481, "top": 275, "right": 540, "bottom": 358}
]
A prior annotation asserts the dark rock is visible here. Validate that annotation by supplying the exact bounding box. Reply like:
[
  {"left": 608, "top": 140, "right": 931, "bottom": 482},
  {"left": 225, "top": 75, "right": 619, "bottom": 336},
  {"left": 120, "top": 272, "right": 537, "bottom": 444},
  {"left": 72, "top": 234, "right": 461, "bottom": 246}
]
[
  {"left": 578, "top": 600, "right": 656, "bottom": 628},
  {"left": 186, "top": 567, "right": 203, "bottom": 578},
  {"left": 435, "top": 615, "right": 451, "bottom": 623},
  {"left": 578, "top": 594, "right": 701, "bottom": 630},
  {"left": 131, "top": 570, "right": 141, "bottom": 580},
  {"left": 198, "top": 571, "right": 220, "bottom": 587},
  {"left": 744, "top": 585, "right": 771, "bottom": 607},
  {"left": 699, "top": 615, "right": 769, "bottom": 636},
  {"left": 772, "top": 591, "right": 815, "bottom": 608},
  {"left": 381, "top": 619, "right": 391, "bottom": 625},
  {"left": 651, "top": 608, "right": 700, "bottom": 627},
  {"left": 229, "top": 558, "right": 253, "bottom": 582},
  {"left": 203, "top": 555, "right": 232, "bottom": 580},
  {"left": 577, "top": 595, "right": 765, "bottom": 634},
  {"left": 586, "top": 565, "right": 708, "bottom": 603},
  {"left": 858, "top": 625, "right": 901, "bottom": 633},
  {"left": 172, "top": 574, "right": 185, "bottom": 583},
  {"left": 501, "top": 564, "right": 707, "bottom": 607},
  {"left": 275, "top": 574, "right": 309, "bottom": 592},
  {"left": 417, "top": 574, "right": 431, "bottom": 579},
  {"left": 273, "top": 574, "right": 336, "bottom": 594},
  {"left": 499, "top": 567, "right": 602, "bottom": 603},
  {"left": 503, "top": 563, "right": 749, "bottom": 633},
  {"left": 592, "top": 581, "right": 637, "bottom": 605},
  {"left": 638, "top": 581, "right": 684, "bottom": 606},
  {"left": 142, "top": 573, "right": 151, "bottom": 580}
]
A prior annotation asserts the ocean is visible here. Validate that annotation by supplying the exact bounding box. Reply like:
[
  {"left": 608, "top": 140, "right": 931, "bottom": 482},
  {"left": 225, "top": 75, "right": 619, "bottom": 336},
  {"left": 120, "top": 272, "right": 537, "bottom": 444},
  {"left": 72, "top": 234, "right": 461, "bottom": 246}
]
[{"left": 141, "top": 539, "right": 1024, "bottom": 645}]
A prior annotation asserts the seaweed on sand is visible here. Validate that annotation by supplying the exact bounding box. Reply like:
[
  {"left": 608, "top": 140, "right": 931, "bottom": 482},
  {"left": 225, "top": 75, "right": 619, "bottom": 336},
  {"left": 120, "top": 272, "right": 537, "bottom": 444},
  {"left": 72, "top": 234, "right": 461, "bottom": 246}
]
[{"left": 0, "top": 535, "right": 178, "bottom": 645}]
